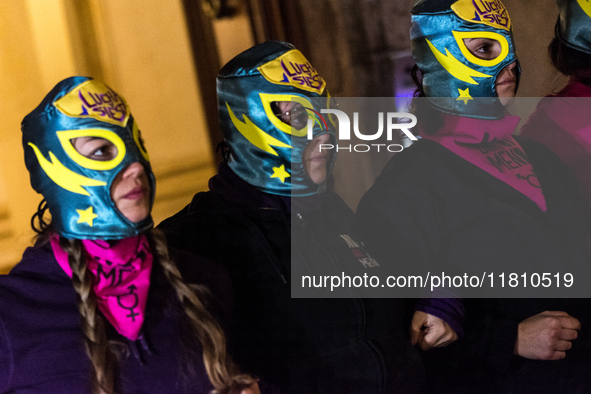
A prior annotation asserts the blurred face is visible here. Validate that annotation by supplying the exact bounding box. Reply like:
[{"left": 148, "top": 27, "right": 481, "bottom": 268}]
[
  {"left": 273, "top": 101, "right": 330, "bottom": 185},
  {"left": 463, "top": 37, "right": 517, "bottom": 106},
  {"left": 72, "top": 137, "right": 151, "bottom": 223},
  {"left": 303, "top": 133, "right": 331, "bottom": 184}
]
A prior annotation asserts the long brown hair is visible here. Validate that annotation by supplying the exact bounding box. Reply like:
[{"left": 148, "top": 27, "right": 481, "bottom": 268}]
[
  {"left": 33, "top": 202, "right": 255, "bottom": 394},
  {"left": 549, "top": 36, "right": 591, "bottom": 86}
]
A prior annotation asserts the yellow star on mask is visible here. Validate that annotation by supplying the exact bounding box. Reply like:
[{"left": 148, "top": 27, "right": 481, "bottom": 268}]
[
  {"left": 457, "top": 88, "right": 473, "bottom": 105},
  {"left": 271, "top": 164, "right": 290, "bottom": 183},
  {"left": 77, "top": 206, "right": 98, "bottom": 227}
]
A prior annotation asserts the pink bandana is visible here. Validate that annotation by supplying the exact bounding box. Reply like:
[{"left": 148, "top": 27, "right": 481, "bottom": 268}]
[
  {"left": 419, "top": 114, "right": 547, "bottom": 212},
  {"left": 51, "top": 235, "right": 153, "bottom": 340}
]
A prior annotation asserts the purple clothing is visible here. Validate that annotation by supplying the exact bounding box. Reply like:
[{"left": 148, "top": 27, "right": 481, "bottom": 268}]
[
  {"left": 520, "top": 78, "right": 591, "bottom": 217},
  {"left": 415, "top": 293, "right": 465, "bottom": 338},
  {"left": 0, "top": 242, "right": 232, "bottom": 394}
]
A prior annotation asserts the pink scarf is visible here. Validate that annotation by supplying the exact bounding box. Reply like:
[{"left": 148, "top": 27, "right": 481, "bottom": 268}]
[
  {"left": 420, "top": 114, "right": 547, "bottom": 211},
  {"left": 51, "top": 235, "right": 153, "bottom": 340}
]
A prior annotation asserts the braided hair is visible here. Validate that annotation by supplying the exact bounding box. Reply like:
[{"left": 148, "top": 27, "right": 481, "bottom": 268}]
[
  {"left": 32, "top": 203, "right": 256, "bottom": 394},
  {"left": 148, "top": 228, "right": 255, "bottom": 394},
  {"left": 59, "top": 236, "right": 118, "bottom": 394}
]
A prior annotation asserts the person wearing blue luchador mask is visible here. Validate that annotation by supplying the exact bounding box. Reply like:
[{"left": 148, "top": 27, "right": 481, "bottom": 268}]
[
  {"left": 357, "top": 1, "right": 591, "bottom": 393},
  {"left": 214, "top": 42, "right": 337, "bottom": 197},
  {"left": 409, "top": 0, "right": 520, "bottom": 120},
  {"left": 22, "top": 77, "right": 156, "bottom": 239},
  {"left": 0, "top": 76, "right": 260, "bottom": 394},
  {"left": 159, "top": 41, "right": 427, "bottom": 393}
]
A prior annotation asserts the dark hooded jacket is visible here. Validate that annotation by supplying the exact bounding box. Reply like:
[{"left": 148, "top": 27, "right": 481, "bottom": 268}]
[
  {"left": 357, "top": 136, "right": 591, "bottom": 393},
  {"left": 158, "top": 163, "right": 425, "bottom": 394}
]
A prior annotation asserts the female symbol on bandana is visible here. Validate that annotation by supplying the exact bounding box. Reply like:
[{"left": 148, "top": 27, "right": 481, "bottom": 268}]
[
  {"left": 117, "top": 284, "right": 140, "bottom": 321},
  {"left": 516, "top": 170, "right": 541, "bottom": 188}
]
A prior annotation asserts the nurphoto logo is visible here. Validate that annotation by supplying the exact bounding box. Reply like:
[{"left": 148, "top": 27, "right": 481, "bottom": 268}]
[{"left": 307, "top": 109, "right": 417, "bottom": 153}]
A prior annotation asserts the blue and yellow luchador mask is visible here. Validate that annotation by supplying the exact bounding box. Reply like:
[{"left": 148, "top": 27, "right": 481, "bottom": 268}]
[
  {"left": 217, "top": 41, "right": 336, "bottom": 197},
  {"left": 557, "top": 0, "right": 591, "bottom": 55},
  {"left": 411, "top": 0, "right": 520, "bottom": 119},
  {"left": 22, "top": 76, "right": 155, "bottom": 240}
]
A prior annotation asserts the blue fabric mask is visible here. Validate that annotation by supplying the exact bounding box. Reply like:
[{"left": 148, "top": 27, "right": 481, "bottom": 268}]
[
  {"left": 22, "top": 76, "right": 155, "bottom": 240},
  {"left": 556, "top": 0, "right": 591, "bottom": 55},
  {"left": 410, "top": 0, "right": 520, "bottom": 119},
  {"left": 217, "top": 41, "right": 337, "bottom": 197}
]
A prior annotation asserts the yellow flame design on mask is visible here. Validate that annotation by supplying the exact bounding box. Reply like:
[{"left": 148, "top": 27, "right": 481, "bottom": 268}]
[
  {"left": 28, "top": 143, "right": 106, "bottom": 196},
  {"left": 226, "top": 102, "right": 292, "bottom": 156},
  {"left": 426, "top": 39, "right": 492, "bottom": 84},
  {"left": 577, "top": 0, "right": 591, "bottom": 19}
]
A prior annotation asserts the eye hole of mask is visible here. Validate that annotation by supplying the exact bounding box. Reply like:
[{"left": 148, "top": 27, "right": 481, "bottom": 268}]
[
  {"left": 463, "top": 38, "right": 502, "bottom": 60},
  {"left": 271, "top": 102, "right": 309, "bottom": 130},
  {"left": 453, "top": 30, "right": 509, "bottom": 67},
  {"left": 57, "top": 129, "right": 126, "bottom": 170},
  {"left": 270, "top": 96, "right": 338, "bottom": 133},
  {"left": 260, "top": 93, "right": 315, "bottom": 137},
  {"left": 71, "top": 137, "right": 118, "bottom": 161}
]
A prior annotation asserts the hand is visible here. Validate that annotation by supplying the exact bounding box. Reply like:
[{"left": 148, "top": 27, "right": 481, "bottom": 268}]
[
  {"left": 514, "top": 311, "right": 580, "bottom": 360},
  {"left": 410, "top": 311, "right": 459, "bottom": 351},
  {"left": 239, "top": 382, "right": 260, "bottom": 394}
]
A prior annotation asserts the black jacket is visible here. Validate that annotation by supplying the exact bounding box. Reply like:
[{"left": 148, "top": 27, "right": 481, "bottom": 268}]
[
  {"left": 357, "top": 138, "right": 591, "bottom": 393},
  {"left": 158, "top": 166, "right": 424, "bottom": 394}
]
